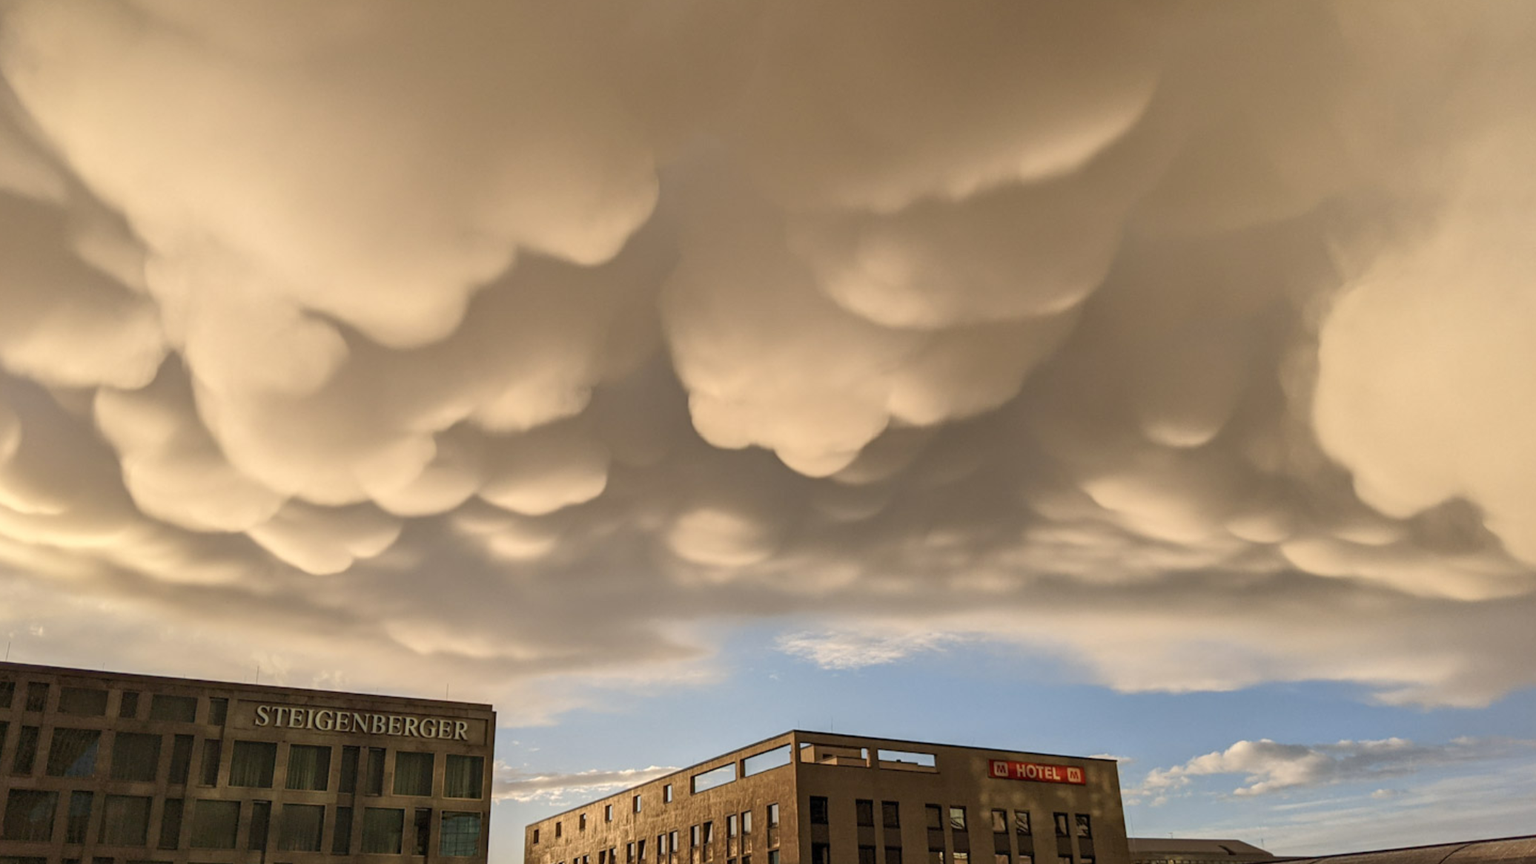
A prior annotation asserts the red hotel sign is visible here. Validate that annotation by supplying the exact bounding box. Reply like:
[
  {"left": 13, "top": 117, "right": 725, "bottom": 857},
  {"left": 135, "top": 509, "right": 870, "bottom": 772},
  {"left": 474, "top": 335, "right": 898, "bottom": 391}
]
[{"left": 988, "top": 760, "right": 1086, "bottom": 785}]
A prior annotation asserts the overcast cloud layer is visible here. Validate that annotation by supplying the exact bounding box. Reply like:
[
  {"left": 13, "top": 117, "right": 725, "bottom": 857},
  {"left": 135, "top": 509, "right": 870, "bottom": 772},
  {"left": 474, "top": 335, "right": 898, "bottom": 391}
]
[{"left": 1, "top": 0, "right": 1535, "bottom": 718}]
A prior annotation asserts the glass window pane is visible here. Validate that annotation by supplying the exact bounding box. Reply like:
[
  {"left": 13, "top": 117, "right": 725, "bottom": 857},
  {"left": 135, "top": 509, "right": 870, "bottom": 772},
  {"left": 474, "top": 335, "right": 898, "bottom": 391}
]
[
  {"left": 394, "top": 751, "right": 434, "bottom": 796},
  {"left": 277, "top": 804, "right": 325, "bottom": 852},
  {"left": 1074, "top": 816, "right": 1091, "bottom": 839},
  {"left": 363, "top": 808, "right": 404, "bottom": 855},
  {"left": 199, "top": 739, "right": 222, "bottom": 787},
  {"left": 950, "top": 807, "right": 966, "bottom": 831},
  {"left": 66, "top": 791, "right": 94, "bottom": 844},
  {"left": 118, "top": 691, "right": 140, "bottom": 718},
  {"left": 334, "top": 806, "right": 354, "bottom": 855},
  {"left": 58, "top": 688, "right": 108, "bottom": 717},
  {"left": 339, "top": 745, "right": 360, "bottom": 794},
  {"left": 445, "top": 754, "right": 483, "bottom": 799},
  {"left": 158, "top": 798, "right": 183, "bottom": 850},
  {"left": 0, "top": 680, "right": 12, "bottom": 708},
  {"left": 25, "top": 682, "right": 48, "bottom": 712},
  {"left": 168, "top": 735, "right": 194, "bottom": 785},
  {"left": 413, "top": 808, "right": 432, "bottom": 856},
  {"left": 229, "top": 741, "right": 277, "bottom": 788},
  {"left": 926, "top": 805, "right": 942, "bottom": 830},
  {"left": 3, "top": 790, "right": 58, "bottom": 841},
  {"left": 148, "top": 695, "right": 197, "bottom": 723},
  {"left": 441, "top": 812, "right": 481, "bottom": 857},
  {"left": 1053, "top": 814, "right": 1068, "bottom": 838},
  {"left": 99, "top": 795, "right": 152, "bottom": 846},
  {"left": 857, "top": 800, "right": 874, "bottom": 827},
  {"left": 1014, "top": 812, "right": 1031, "bottom": 836},
  {"left": 286, "top": 744, "right": 331, "bottom": 791},
  {"left": 11, "top": 726, "right": 39, "bottom": 775},
  {"left": 110, "top": 732, "right": 162, "bottom": 782},
  {"left": 992, "top": 811, "right": 1007, "bottom": 833},
  {"left": 189, "top": 800, "right": 239, "bottom": 849},
  {"left": 364, "top": 747, "right": 386, "bottom": 795},
  {"left": 249, "top": 801, "right": 271, "bottom": 851},
  {"left": 207, "top": 698, "right": 227, "bottom": 726},
  {"left": 47, "top": 728, "right": 101, "bottom": 778}
]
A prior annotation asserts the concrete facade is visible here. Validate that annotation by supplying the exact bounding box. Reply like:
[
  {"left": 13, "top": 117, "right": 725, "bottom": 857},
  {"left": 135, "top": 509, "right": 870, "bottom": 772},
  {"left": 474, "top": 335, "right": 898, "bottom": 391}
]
[
  {"left": 0, "top": 661, "right": 494, "bottom": 864},
  {"left": 524, "top": 732, "right": 1129, "bottom": 864}
]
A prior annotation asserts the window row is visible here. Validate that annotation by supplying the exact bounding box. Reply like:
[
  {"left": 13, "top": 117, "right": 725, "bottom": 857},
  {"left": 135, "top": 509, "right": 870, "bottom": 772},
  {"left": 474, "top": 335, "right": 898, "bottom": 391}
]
[
  {"left": 827, "top": 850, "right": 1088, "bottom": 864},
  {"left": 0, "top": 723, "right": 482, "bottom": 798},
  {"left": 542, "top": 803, "right": 783, "bottom": 864},
  {"left": 0, "top": 682, "right": 222, "bottom": 726},
  {"left": 2, "top": 789, "right": 482, "bottom": 857},
  {"left": 809, "top": 798, "right": 1090, "bottom": 840}
]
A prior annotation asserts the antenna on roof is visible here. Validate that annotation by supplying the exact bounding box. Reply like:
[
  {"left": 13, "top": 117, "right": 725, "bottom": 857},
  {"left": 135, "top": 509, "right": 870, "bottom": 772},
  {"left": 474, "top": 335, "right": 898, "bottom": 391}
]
[
  {"left": 255, "top": 664, "right": 261, "bottom": 685},
  {"left": 4, "top": 640, "right": 9, "bottom": 661}
]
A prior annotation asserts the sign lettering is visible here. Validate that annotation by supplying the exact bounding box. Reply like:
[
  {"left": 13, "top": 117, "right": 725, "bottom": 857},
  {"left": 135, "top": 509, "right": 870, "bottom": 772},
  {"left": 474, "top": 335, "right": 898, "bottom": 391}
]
[
  {"left": 988, "top": 760, "right": 1086, "bottom": 785},
  {"left": 253, "top": 704, "right": 470, "bottom": 741}
]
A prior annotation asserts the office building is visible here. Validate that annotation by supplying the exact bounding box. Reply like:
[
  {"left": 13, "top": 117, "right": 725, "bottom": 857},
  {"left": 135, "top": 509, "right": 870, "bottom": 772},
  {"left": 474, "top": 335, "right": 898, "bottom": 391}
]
[
  {"left": 524, "top": 731, "right": 1130, "bottom": 864},
  {"left": 0, "top": 661, "right": 494, "bottom": 864}
]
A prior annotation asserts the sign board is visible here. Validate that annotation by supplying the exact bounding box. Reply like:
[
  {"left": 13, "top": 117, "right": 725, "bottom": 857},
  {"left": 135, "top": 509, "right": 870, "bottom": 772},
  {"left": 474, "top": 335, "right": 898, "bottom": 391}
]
[
  {"left": 231, "top": 702, "right": 487, "bottom": 745},
  {"left": 988, "top": 760, "right": 1086, "bottom": 785}
]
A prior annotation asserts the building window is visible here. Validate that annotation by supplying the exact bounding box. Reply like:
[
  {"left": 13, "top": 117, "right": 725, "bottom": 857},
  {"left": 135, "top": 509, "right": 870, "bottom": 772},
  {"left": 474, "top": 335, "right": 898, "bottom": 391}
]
[
  {"left": 692, "top": 824, "right": 702, "bottom": 848},
  {"left": 98, "top": 794, "right": 151, "bottom": 846},
  {"left": 812, "top": 844, "right": 831, "bottom": 864},
  {"left": 148, "top": 694, "right": 196, "bottom": 723},
  {"left": 199, "top": 739, "right": 221, "bottom": 786},
  {"left": 118, "top": 690, "right": 139, "bottom": 718},
  {"left": 249, "top": 800, "right": 271, "bottom": 851},
  {"left": 363, "top": 808, "right": 405, "bottom": 854},
  {"left": 534, "top": 828, "right": 541, "bottom": 844},
  {"left": 48, "top": 728, "right": 102, "bottom": 778},
  {"left": 11, "top": 726, "right": 39, "bottom": 775},
  {"left": 857, "top": 799, "right": 875, "bottom": 827},
  {"left": 1014, "top": 812, "right": 1031, "bottom": 836},
  {"left": 364, "top": 746, "right": 386, "bottom": 795},
  {"left": 169, "top": 734, "right": 194, "bottom": 784},
  {"left": 995, "top": 856, "right": 1010, "bottom": 864},
  {"left": 414, "top": 808, "right": 433, "bottom": 856},
  {"left": 949, "top": 807, "right": 966, "bottom": 831},
  {"left": 954, "top": 854, "right": 970, "bottom": 864},
  {"left": 1074, "top": 816, "right": 1091, "bottom": 839},
  {"left": 338, "top": 745, "right": 360, "bottom": 794},
  {"left": 441, "top": 812, "right": 481, "bottom": 857},
  {"left": 207, "top": 697, "right": 228, "bottom": 726},
  {"left": 729, "top": 814, "right": 739, "bottom": 840},
  {"left": 0, "top": 680, "right": 12, "bottom": 708},
  {"left": 229, "top": 741, "right": 277, "bottom": 788},
  {"left": 66, "top": 791, "right": 94, "bottom": 844},
  {"left": 925, "top": 805, "right": 942, "bottom": 831},
  {"left": 635, "top": 794, "right": 643, "bottom": 813},
  {"left": 659, "top": 832, "right": 669, "bottom": 855},
  {"left": 859, "top": 847, "right": 877, "bottom": 864},
  {"left": 395, "top": 751, "right": 435, "bottom": 796},
  {"left": 580, "top": 813, "right": 588, "bottom": 831},
  {"left": 630, "top": 841, "right": 638, "bottom": 863},
  {"left": 768, "top": 804, "right": 780, "bottom": 827},
  {"left": 607, "top": 804, "right": 615, "bottom": 822},
  {"left": 555, "top": 821, "right": 562, "bottom": 838},
  {"left": 286, "top": 744, "right": 332, "bottom": 791},
  {"left": 58, "top": 687, "right": 108, "bottom": 716},
  {"left": 158, "top": 798, "right": 183, "bottom": 850},
  {"left": 1053, "top": 815, "right": 1068, "bottom": 839},
  {"left": 742, "top": 810, "right": 753, "bottom": 835},
  {"left": 24, "top": 682, "right": 48, "bottom": 712},
  {"left": 664, "top": 783, "right": 674, "bottom": 803},
  {"left": 991, "top": 811, "right": 1007, "bottom": 834},
  {"left": 640, "top": 838, "right": 648, "bottom": 861},
  {"left": 4, "top": 789, "right": 57, "bottom": 841},
  {"left": 671, "top": 830, "right": 680, "bottom": 857},
  {"left": 883, "top": 801, "right": 900, "bottom": 828},
  {"left": 110, "top": 731, "right": 161, "bottom": 782},
  {"left": 887, "top": 849, "right": 904, "bottom": 864},
  {"left": 192, "top": 799, "right": 242, "bottom": 842},
  {"left": 810, "top": 796, "right": 829, "bottom": 825},
  {"left": 277, "top": 804, "right": 325, "bottom": 852},
  {"left": 768, "top": 853, "right": 779, "bottom": 864},
  {"left": 334, "top": 805, "right": 354, "bottom": 855}
]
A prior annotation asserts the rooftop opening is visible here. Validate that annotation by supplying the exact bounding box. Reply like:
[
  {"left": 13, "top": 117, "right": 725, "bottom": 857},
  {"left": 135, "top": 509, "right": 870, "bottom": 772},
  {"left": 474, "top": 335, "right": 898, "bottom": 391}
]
[
  {"left": 799, "top": 742, "right": 869, "bottom": 767},
  {"left": 742, "top": 745, "right": 792, "bottom": 777},
  {"left": 876, "top": 748, "right": 937, "bottom": 773},
  {"left": 691, "top": 762, "right": 736, "bottom": 794}
]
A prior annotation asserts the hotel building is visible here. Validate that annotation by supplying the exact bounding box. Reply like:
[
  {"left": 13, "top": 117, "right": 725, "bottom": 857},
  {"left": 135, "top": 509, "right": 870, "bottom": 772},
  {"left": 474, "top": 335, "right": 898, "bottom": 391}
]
[
  {"left": 524, "top": 731, "right": 1129, "bottom": 864},
  {"left": 0, "top": 661, "right": 494, "bottom": 864}
]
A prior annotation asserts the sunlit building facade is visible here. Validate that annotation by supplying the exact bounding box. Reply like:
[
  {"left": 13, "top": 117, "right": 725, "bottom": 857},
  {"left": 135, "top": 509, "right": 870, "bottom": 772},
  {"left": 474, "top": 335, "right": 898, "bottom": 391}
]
[
  {"left": 524, "top": 731, "right": 1129, "bottom": 864},
  {"left": 0, "top": 661, "right": 494, "bottom": 864}
]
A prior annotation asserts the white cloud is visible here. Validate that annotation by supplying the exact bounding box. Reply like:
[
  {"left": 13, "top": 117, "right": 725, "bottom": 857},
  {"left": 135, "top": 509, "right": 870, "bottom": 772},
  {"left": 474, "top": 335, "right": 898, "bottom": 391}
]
[
  {"left": 1133, "top": 736, "right": 1536, "bottom": 800},
  {"left": 494, "top": 763, "right": 677, "bottom": 804},
  {"left": 0, "top": 1, "right": 1533, "bottom": 720}
]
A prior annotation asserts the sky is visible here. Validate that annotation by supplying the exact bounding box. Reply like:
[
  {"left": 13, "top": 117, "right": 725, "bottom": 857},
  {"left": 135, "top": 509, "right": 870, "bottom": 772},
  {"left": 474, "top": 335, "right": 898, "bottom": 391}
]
[{"left": 0, "top": 1, "right": 1534, "bottom": 861}]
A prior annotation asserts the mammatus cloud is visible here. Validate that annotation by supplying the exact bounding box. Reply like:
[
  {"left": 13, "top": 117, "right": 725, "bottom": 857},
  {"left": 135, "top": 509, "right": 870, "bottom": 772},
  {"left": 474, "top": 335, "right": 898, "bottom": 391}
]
[
  {"left": 0, "top": 1, "right": 1534, "bottom": 716},
  {"left": 494, "top": 764, "right": 677, "bottom": 804},
  {"left": 1132, "top": 737, "right": 1536, "bottom": 803}
]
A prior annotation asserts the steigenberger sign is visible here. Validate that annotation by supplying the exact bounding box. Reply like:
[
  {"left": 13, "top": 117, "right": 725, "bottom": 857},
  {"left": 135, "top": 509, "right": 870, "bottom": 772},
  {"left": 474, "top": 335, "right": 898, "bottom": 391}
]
[
  {"left": 252, "top": 704, "right": 471, "bottom": 741},
  {"left": 988, "top": 759, "right": 1086, "bottom": 785}
]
